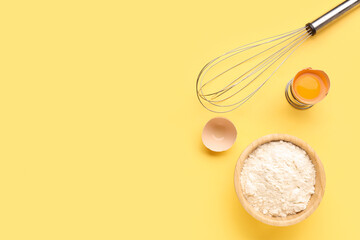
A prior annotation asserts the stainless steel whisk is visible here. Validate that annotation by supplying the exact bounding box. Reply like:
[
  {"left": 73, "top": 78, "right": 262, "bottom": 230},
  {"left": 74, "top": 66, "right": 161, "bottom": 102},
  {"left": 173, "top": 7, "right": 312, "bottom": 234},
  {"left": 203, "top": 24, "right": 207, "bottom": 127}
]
[{"left": 197, "top": 0, "right": 360, "bottom": 113}]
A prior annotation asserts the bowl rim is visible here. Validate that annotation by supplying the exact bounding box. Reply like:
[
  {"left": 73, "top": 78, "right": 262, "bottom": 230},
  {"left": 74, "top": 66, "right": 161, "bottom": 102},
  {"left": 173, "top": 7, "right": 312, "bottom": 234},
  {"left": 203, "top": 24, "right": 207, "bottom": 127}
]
[{"left": 234, "top": 133, "right": 326, "bottom": 226}]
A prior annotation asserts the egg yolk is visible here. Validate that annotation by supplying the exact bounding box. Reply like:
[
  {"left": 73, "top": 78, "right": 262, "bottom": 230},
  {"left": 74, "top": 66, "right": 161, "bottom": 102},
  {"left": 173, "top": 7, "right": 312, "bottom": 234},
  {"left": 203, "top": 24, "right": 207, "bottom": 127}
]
[{"left": 293, "top": 73, "right": 322, "bottom": 101}]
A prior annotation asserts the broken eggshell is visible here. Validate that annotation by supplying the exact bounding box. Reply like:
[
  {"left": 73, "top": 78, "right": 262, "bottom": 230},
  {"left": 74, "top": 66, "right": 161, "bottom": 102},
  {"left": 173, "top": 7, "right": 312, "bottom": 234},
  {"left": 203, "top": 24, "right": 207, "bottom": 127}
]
[{"left": 202, "top": 117, "right": 237, "bottom": 152}]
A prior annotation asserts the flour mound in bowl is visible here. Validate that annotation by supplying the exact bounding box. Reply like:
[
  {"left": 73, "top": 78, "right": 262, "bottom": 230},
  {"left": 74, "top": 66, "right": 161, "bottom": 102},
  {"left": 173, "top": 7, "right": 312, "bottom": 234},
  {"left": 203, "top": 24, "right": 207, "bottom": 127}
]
[{"left": 240, "top": 141, "right": 316, "bottom": 217}]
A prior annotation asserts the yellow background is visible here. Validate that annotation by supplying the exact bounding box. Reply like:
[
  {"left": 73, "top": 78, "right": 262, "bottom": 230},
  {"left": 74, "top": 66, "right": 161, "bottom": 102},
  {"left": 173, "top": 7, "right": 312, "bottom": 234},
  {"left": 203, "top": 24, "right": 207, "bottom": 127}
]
[{"left": 0, "top": 0, "right": 359, "bottom": 239}]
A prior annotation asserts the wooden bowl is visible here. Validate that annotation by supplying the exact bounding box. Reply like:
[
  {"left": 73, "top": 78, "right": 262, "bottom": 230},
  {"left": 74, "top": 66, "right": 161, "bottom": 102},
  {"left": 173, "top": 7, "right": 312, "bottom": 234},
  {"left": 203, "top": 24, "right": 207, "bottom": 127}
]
[{"left": 234, "top": 134, "right": 326, "bottom": 226}]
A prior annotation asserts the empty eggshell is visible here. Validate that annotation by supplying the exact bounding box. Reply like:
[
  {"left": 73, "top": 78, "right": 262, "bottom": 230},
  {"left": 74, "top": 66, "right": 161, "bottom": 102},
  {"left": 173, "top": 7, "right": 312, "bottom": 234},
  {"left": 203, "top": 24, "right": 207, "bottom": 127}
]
[{"left": 202, "top": 117, "right": 237, "bottom": 152}]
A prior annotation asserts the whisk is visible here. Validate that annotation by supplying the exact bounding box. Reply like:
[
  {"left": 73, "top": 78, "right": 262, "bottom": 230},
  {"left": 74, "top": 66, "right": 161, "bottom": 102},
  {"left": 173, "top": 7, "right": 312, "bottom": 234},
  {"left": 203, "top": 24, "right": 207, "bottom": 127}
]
[{"left": 196, "top": 0, "right": 360, "bottom": 113}]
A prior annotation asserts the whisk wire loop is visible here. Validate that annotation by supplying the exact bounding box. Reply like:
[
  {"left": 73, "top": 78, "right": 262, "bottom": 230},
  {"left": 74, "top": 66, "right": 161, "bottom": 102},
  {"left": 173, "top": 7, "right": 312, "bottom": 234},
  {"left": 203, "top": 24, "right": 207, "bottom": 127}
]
[{"left": 196, "top": 27, "right": 311, "bottom": 113}]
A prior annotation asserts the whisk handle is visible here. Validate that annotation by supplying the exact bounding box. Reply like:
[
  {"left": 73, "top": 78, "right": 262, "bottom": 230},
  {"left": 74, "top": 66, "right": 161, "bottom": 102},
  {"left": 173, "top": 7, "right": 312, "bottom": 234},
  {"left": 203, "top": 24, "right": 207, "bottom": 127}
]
[{"left": 306, "top": 0, "right": 360, "bottom": 35}]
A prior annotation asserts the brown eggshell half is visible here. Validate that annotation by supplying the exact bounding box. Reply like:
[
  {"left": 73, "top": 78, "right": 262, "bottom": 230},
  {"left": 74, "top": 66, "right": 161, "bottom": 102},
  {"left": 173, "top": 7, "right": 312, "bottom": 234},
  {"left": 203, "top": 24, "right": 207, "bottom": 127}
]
[{"left": 202, "top": 117, "right": 237, "bottom": 152}]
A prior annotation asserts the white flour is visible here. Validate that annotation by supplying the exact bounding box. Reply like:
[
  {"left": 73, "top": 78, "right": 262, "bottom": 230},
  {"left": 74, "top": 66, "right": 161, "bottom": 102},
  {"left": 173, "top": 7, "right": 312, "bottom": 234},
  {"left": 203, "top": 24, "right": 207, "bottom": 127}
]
[{"left": 240, "top": 141, "right": 316, "bottom": 217}]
